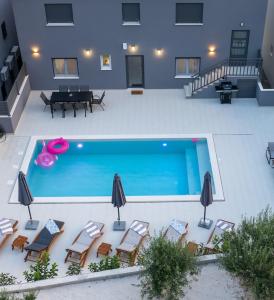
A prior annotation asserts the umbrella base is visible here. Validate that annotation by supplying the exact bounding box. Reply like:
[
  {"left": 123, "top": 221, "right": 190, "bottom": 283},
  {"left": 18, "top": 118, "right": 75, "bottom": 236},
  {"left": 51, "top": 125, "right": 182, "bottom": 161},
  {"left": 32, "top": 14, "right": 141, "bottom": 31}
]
[
  {"left": 198, "top": 218, "right": 213, "bottom": 230},
  {"left": 25, "top": 220, "right": 39, "bottom": 230},
  {"left": 113, "top": 221, "right": 126, "bottom": 231}
]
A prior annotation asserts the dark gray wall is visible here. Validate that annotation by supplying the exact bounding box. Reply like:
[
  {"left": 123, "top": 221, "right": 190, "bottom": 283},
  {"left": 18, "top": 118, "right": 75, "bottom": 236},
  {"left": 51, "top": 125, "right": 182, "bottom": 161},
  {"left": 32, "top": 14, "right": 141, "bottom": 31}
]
[
  {"left": 262, "top": 0, "right": 274, "bottom": 88},
  {"left": 0, "top": 0, "right": 18, "bottom": 100},
  {"left": 12, "top": 0, "right": 268, "bottom": 90}
]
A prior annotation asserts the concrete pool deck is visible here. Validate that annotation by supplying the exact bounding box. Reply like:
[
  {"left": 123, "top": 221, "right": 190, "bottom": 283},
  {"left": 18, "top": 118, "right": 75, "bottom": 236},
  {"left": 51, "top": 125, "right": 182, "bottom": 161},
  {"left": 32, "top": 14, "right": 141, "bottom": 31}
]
[{"left": 0, "top": 89, "right": 274, "bottom": 282}]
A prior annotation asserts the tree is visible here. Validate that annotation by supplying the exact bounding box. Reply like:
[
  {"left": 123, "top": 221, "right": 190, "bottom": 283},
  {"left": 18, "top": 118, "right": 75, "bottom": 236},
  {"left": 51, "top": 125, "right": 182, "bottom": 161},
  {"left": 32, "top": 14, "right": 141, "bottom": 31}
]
[
  {"left": 220, "top": 208, "right": 274, "bottom": 300},
  {"left": 139, "top": 235, "right": 198, "bottom": 300}
]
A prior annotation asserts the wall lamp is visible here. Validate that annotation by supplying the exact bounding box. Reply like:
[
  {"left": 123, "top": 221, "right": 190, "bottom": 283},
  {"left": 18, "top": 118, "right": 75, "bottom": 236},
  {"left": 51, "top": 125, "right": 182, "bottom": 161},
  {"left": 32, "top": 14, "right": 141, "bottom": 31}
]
[
  {"left": 129, "top": 44, "right": 138, "bottom": 53},
  {"left": 83, "top": 48, "right": 93, "bottom": 58},
  {"left": 31, "top": 47, "right": 40, "bottom": 57},
  {"left": 208, "top": 45, "right": 216, "bottom": 57},
  {"left": 155, "top": 48, "right": 164, "bottom": 57}
]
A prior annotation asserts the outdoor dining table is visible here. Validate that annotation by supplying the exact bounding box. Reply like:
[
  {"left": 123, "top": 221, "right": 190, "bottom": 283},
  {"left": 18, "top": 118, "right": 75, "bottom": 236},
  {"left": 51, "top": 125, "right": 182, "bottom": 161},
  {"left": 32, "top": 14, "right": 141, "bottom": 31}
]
[{"left": 50, "top": 91, "right": 93, "bottom": 118}]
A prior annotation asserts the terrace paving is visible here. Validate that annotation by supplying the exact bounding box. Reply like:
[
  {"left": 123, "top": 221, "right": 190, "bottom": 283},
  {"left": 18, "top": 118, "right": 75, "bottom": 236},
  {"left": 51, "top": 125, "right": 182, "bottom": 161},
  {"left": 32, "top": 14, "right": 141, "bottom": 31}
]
[{"left": 0, "top": 89, "right": 273, "bottom": 288}]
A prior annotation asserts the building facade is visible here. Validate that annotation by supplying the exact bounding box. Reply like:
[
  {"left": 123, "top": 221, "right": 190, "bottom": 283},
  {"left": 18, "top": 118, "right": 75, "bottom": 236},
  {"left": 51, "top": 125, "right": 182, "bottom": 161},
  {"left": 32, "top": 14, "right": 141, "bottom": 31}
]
[
  {"left": 262, "top": 0, "right": 274, "bottom": 88},
  {"left": 12, "top": 0, "right": 268, "bottom": 90},
  {"left": 0, "top": 0, "right": 18, "bottom": 101}
]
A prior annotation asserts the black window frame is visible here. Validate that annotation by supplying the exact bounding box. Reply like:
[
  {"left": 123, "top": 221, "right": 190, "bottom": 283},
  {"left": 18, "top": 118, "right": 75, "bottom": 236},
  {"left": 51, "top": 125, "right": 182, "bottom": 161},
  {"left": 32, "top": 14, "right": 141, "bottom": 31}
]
[
  {"left": 52, "top": 58, "right": 79, "bottom": 78},
  {"left": 45, "top": 3, "right": 74, "bottom": 25},
  {"left": 1, "top": 21, "right": 7, "bottom": 40},
  {"left": 122, "top": 3, "right": 141, "bottom": 23},
  {"left": 176, "top": 3, "right": 204, "bottom": 24}
]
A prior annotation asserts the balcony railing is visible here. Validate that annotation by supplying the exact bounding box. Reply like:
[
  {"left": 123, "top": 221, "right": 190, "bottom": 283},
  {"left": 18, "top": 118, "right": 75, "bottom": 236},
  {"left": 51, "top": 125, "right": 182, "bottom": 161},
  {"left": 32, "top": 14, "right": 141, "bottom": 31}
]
[{"left": 0, "top": 63, "right": 27, "bottom": 116}]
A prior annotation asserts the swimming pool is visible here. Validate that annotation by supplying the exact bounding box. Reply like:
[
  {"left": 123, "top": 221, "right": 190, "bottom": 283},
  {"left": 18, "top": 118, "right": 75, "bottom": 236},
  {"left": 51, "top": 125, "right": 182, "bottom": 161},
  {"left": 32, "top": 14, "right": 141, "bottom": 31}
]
[{"left": 11, "top": 135, "right": 224, "bottom": 203}]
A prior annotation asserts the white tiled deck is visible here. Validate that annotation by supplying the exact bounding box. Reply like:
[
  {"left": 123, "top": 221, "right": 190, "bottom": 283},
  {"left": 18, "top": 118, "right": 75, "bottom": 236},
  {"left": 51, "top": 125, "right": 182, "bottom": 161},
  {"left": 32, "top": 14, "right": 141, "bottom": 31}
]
[{"left": 0, "top": 89, "right": 274, "bottom": 280}]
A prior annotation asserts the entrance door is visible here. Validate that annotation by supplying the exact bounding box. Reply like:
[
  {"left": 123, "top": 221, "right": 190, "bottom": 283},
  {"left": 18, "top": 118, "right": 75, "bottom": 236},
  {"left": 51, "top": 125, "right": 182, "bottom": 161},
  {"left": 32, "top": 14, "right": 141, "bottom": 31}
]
[
  {"left": 230, "top": 30, "right": 250, "bottom": 59},
  {"left": 126, "top": 55, "right": 144, "bottom": 88}
]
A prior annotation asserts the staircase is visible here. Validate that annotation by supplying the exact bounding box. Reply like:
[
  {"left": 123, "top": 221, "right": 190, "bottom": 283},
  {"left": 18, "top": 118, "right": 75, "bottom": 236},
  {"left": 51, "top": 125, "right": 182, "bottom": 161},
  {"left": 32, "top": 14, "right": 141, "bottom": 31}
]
[{"left": 184, "top": 58, "right": 263, "bottom": 97}]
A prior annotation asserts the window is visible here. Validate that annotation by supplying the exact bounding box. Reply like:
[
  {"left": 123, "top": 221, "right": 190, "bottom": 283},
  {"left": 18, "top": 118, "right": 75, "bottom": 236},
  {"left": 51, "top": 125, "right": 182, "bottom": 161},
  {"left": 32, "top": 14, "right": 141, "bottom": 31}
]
[
  {"left": 52, "top": 58, "right": 78, "bottom": 78},
  {"left": 1, "top": 22, "right": 7, "bottom": 40},
  {"left": 176, "top": 3, "right": 203, "bottom": 24},
  {"left": 45, "top": 4, "right": 74, "bottom": 25},
  {"left": 122, "top": 3, "right": 140, "bottom": 24},
  {"left": 100, "top": 55, "right": 112, "bottom": 70},
  {"left": 175, "top": 58, "right": 200, "bottom": 77}
]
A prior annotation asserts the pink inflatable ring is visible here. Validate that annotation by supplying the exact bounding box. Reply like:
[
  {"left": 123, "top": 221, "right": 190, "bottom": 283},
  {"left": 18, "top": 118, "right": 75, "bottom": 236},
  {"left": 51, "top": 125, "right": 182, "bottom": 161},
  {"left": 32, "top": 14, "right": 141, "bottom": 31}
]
[{"left": 47, "top": 138, "right": 69, "bottom": 155}]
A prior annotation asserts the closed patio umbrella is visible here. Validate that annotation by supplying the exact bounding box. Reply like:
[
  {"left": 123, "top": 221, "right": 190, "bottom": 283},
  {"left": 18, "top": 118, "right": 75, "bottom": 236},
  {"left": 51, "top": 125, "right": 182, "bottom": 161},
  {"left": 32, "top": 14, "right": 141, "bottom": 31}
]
[
  {"left": 18, "top": 171, "right": 39, "bottom": 230},
  {"left": 112, "top": 173, "right": 126, "bottom": 231},
  {"left": 198, "top": 172, "right": 213, "bottom": 229}
]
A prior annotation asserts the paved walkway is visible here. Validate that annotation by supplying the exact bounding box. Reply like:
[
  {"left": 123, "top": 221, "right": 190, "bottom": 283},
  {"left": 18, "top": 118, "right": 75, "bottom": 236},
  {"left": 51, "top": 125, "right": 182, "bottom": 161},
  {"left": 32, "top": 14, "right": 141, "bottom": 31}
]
[{"left": 0, "top": 90, "right": 273, "bottom": 282}]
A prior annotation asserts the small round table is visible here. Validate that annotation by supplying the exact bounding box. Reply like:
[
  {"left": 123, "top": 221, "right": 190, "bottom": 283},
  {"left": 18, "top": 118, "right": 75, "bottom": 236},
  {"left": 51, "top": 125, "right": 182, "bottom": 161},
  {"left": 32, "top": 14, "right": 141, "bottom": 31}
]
[
  {"left": 12, "top": 235, "right": 29, "bottom": 252},
  {"left": 97, "top": 242, "right": 112, "bottom": 257}
]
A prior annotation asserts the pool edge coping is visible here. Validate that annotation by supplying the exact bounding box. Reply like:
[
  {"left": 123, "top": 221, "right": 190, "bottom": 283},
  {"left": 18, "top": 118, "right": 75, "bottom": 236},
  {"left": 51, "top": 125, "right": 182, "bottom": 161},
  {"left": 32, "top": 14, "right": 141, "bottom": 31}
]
[{"left": 9, "top": 134, "right": 224, "bottom": 204}]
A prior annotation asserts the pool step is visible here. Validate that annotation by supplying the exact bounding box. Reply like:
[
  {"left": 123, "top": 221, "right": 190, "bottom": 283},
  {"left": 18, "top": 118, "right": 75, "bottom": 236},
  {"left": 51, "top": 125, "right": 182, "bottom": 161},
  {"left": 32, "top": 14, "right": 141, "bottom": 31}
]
[
  {"left": 196, "top": 142, "right": 213, "bottom": 189},
  {"left": 185, "top": 147, "right": 201, "bottom": 195}
]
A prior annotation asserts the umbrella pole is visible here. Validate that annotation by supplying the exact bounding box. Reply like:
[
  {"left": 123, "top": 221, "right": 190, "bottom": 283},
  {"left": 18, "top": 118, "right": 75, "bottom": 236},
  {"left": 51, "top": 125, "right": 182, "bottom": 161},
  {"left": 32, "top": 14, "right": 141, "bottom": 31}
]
[
  {"left": 27, "top": 205, "right": 33, "bottom": 223},
  {"left": 203, "top": 206, "right": 206, "bottom": 223},
  {"left": 117, "top": 207, "right": 120, "bottom": 225}
]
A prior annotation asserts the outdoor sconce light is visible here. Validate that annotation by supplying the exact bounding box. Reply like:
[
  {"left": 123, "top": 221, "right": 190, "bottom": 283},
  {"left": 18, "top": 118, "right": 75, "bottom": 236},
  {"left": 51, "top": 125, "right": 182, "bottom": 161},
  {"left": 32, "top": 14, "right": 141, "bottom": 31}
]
[
  {"left": 155, "top": 48, "right": 164, "bottom": 57},
  {"left": 129, "top": 44, "right": 137, "bottom": 53},
  {"left": 31, "top": 47, "right": 40, "bottom": 57},
  {"left": 208, "top": 45, "right": 216, "bottom": 57},
  {"left": 83, "top": 48, "right": 93, "bottom": 58}
]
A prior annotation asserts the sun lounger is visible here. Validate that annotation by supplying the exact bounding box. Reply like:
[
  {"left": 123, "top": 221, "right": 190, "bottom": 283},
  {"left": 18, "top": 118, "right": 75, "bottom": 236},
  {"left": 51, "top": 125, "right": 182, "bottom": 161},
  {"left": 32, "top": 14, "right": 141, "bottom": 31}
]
[
  {"left": 24, "top": 219, "right": 64, "bottom": 262},
  {"left": 116, "top": 220, "right": 149, "bottom": 266},
  {"left": 0, "top": 218, "right": 18, "bottom": 250},
  {"left": 65, "top": 220, "right": 104, "bottom": 267},
  {"left": 163, "top": 219, "right": 188, "bottom": 244},
  {"left": 204, "top": 219, "right": 235, "bottom": 254},
  {"left": 266, "top": 142, "right": 274, "bottom": 167}
]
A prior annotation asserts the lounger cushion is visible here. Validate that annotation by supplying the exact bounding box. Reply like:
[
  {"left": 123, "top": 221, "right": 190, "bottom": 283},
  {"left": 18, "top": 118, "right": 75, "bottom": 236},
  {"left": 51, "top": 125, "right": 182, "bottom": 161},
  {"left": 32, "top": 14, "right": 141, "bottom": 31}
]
[
  {"left": 26, "top": 220, "right": 64, "bottom": 252},
  {"left": 117, "top": 241, "right": 137, "bottom": 253},
  {"left": 165, "top": 226, "right": 181, "bottom": 242},
  {"left": 67, "top": 242, "right": 89, "bottom": 254},
  {"left": 25, "top": 242, "right": 48, "bottom": 252},
  {"left": 117, "top": 229, "right": 141, "bottom": 253}
]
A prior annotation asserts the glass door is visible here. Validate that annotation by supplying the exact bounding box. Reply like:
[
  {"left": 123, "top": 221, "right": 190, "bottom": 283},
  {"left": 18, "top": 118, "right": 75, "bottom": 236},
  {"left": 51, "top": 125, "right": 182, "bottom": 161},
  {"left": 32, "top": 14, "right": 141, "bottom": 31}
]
[
  {"left": 230, "top": 30, "right": 250, "bottom": 59},
  {"left": 126, "top": 55, "right": 144, "bottom": 88}
]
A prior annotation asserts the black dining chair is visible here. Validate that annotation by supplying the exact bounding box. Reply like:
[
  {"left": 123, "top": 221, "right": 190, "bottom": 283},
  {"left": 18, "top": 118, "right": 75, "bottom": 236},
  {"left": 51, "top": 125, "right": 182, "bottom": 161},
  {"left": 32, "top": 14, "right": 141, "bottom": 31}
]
[
  {"left": 69, "top": 85, "right": 79, "bottom": 92},
  {"left": 59, "top": 85, "right": 69, "bottom": 92},
  {"left": 92, "top": 91, "right": 106, "bottom": 111},
  {"left": 79, "top": 85, "right": 90, "bottom": 92},
  {"left": 40, "top": 92, "right": 51, "bottom": 111}
]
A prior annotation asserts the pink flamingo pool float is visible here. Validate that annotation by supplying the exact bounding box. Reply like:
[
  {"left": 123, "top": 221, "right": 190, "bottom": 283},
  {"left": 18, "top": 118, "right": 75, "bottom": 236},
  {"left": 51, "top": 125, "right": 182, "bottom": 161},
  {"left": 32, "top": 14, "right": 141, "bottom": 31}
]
[{"left": 35, "top": 138, "right": 69, "bottom": 168}]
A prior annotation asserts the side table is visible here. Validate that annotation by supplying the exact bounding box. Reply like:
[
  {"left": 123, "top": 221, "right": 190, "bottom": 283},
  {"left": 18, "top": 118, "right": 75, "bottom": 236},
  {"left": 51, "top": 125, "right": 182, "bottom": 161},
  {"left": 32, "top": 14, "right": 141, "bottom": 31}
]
[
  {"left": 97, "top": 242, "right": 112, "bottom": 257},
  {"left": 12, "top": 235, "right": 29, "bottom": 252}
]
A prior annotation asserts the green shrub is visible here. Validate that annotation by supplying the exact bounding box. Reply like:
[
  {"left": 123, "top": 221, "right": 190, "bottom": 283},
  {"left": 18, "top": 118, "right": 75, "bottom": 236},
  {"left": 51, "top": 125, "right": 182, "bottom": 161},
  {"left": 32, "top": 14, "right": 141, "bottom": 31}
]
[
  {"left": 23, "top": 252, "right": 58, "bottom": 282},
  {"left": 88, "top": 256, "right": 120, "bottom": 273},
  {"left": 66, "top": 263, "right": 82, "bottom": 276},
  {"left": 220, "top": 208, "right": 274, "bottom": 300},
  {"left": 22, "top": 292, "right": 37, "bottom": 300},
  {"left": 0, "top": 273, "right": 16, "bottom": 286},
  {"left": 0, "top": 291, "right": 37, "bottom": 300},
  {"left": 138, "top": 235, "right": 198, "bottom": 300}
]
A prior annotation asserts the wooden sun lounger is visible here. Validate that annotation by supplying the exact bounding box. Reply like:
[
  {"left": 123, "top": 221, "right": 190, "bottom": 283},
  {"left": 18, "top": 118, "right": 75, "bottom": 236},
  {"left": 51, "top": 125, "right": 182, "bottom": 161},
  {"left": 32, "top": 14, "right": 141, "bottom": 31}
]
[
  {"left": 65, "top": 221, "right": 104, "bottom": 267},
  {"left": 204, "top": 219, "right": 235, "bottom": 254},
  {"left": 24, "top": 220, "right": 64, "bottom": 262},
  {"left": 0, "top": 219, "right": 18, "bottom": 251},
  {"left": 116, "top": 220, "right": 149, "bottom": 266},
  {"left": 163, "top": 219, "right": 188, "bottom": 244}
]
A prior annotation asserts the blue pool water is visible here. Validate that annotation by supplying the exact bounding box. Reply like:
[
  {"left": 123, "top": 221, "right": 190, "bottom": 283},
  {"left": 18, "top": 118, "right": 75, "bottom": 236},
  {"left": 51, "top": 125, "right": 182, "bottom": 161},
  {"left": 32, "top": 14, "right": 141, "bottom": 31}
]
[{"left": 26, "top": 139, "right": 213, "bottom": 197}]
